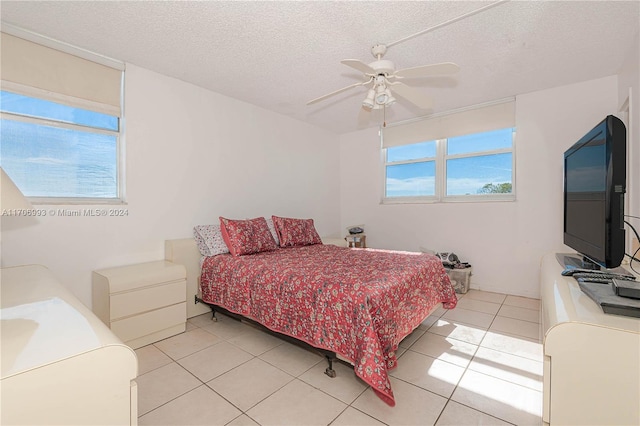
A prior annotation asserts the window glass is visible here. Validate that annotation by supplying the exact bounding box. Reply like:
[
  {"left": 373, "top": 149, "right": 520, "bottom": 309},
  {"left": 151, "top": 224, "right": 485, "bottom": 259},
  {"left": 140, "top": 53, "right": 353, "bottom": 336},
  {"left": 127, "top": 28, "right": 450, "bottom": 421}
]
[
  {"left": 386, "top": 161, "right": 436, "bottom": 197},
  {"left": 1, "top": 119, "right": 117, "bottom": 198},
  {"left": 446, "top": 153, "right": 513, "bottom": 196},
  {"left": 1, "top": 91, "right": 118, "bottom": 131},
  {"left": 387, "top": 140, "right": 436, "bottom": 162},
  {"left": 447, "top": 128, "right": 513, "bottom": 156}
]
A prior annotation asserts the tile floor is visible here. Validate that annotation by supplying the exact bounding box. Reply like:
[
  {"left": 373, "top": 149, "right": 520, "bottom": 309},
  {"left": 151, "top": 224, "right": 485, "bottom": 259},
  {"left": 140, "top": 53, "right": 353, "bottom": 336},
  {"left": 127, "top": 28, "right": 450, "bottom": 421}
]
[{"left": 135, "top": 290, "right": 543, "bottom": 425}]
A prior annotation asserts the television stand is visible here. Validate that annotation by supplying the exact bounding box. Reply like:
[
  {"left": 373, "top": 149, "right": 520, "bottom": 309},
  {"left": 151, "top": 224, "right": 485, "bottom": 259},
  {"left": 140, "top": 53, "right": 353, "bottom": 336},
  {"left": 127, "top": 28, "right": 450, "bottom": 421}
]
[
  {"left": 541, "top": 253, "right": 640, "bottom": 425},
  {"left": 556, "top": 252, "right": 600, "bottom": 270},
  {"left": 556, "top": 252, "right": 632, "bottom": 275}
]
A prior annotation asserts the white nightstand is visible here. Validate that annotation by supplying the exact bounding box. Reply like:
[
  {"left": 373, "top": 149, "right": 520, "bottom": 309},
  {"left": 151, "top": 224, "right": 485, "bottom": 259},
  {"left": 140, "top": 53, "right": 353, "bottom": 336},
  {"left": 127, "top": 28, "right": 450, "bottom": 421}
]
[{"left": 92, "top": 260, "right": 187, "bottom": 349}]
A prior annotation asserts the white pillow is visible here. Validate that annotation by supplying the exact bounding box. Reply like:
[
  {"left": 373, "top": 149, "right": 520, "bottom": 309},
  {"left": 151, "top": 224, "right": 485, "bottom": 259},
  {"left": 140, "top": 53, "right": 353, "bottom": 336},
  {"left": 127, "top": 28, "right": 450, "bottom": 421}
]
[
  {"left": 193, "top": 224, "right": 229, "bottom": 257},
  {"left": 265, "top": 216, "right": 280, "bottom": 246}
]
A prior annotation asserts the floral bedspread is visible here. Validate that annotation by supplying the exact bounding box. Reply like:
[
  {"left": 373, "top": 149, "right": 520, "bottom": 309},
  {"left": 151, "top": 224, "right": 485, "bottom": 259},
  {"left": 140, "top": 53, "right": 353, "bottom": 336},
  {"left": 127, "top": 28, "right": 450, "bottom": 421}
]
[{"left": 200, "top": 244, "right": 457, "bottom": 406}]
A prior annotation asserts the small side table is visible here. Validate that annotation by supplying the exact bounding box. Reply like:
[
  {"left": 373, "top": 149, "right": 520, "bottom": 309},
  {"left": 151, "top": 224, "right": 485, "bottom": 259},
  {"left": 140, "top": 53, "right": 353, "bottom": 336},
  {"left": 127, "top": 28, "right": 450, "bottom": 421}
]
[{"left": 345, "top": 234, "right": 366, "bottom": 248}]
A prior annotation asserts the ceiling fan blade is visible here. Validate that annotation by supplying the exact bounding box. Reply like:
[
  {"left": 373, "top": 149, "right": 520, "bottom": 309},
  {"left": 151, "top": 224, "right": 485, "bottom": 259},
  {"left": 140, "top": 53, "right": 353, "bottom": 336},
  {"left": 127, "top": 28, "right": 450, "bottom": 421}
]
[
  {"left": 390, "top": 82, "right": 432, "bottom": 109},
  {"left": 341, "top": 59, "right": 376, "bottom": 75},
  {"left": 395, "top": 62, "right": 460, "bottom": 79},
  {"left": 307, "top": 81, "right": 367, "bottom": 105}
]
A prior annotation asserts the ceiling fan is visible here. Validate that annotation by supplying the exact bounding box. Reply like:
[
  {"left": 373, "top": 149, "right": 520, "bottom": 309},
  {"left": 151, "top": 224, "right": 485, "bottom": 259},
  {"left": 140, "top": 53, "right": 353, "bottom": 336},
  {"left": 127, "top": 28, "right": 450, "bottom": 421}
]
[
  {"left": 307, "top": 43, "right": 459, "bottom": 111},
  {"left": 305, "top": 1, "right": 510, "bottom": 113}
]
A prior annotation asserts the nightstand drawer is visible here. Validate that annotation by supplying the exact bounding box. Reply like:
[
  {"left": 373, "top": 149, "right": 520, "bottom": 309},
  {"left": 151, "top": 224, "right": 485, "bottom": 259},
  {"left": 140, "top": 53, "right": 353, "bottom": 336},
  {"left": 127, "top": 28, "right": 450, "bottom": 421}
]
[
  {"left": 110, "top": 279, "right": 186, "bottom": 320},
  {"left": 111, "top": 302, "right": 186, "bottom": 343},
  {"left": 94, "top": 261, "right": 186, "bottom": 293}
]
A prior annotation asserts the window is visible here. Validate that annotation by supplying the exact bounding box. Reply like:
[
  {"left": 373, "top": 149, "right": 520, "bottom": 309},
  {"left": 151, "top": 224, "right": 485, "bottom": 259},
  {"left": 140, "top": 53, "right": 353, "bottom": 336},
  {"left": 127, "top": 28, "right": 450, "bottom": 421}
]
[
  {"left": 385, "top": 141, "right": 437, "bottom": 197},
  {"left": 382, "top": 100, "right": 516, "bottom": 203},
  {"left": 384, "top": 128, "right": 515, "bottom": 202},
  {"left": 1, "top": 91, "right": 120, "bottom": 199},
  {"left": 0, "top": 30, "right": 124, "bottom": 203},
  {"left": 445, "top": 128, "right": 514, "bottom": 197}
]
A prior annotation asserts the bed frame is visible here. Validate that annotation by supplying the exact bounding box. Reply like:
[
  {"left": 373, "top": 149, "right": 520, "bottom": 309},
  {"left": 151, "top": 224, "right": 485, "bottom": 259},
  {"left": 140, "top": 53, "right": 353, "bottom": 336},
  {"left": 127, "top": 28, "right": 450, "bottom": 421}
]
[{"left": 165, "top": 238, "right": 210, "bottom": 318}]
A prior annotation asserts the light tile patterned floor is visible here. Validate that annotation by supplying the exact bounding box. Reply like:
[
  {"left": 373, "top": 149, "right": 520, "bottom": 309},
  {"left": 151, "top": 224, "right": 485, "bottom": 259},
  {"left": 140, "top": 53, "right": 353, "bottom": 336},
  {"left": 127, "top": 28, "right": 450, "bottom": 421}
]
[{"left": 136, "top": 289, "right": 543, "bottom": 425}]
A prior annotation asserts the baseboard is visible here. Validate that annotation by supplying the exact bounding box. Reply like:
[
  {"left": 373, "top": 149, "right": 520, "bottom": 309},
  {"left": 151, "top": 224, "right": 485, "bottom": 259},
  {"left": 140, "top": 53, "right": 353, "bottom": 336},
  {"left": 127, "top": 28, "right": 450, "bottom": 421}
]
[{"left": 468, "top": 284, "right": 540, "bottom": 300}]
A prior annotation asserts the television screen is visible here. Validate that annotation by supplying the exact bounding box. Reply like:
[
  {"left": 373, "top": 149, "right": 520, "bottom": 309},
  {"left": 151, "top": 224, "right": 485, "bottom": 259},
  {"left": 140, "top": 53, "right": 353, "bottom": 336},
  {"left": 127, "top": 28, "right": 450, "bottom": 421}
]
[{"left": 563, "top": 115, "right": 626, "bottom": 269}]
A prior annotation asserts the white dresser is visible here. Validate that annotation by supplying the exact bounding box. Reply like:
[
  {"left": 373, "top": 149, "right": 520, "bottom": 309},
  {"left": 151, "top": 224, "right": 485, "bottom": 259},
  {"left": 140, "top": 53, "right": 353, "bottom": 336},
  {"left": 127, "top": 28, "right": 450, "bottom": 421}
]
[
  {"left": 1, "top": 264, "right": 138, "bottom": 425},
  {"left": 92, "top": 260, "right": 187, "bottom": 349},
  {"left": 540, "top": 253, "right": 640, "bottom": 425}
]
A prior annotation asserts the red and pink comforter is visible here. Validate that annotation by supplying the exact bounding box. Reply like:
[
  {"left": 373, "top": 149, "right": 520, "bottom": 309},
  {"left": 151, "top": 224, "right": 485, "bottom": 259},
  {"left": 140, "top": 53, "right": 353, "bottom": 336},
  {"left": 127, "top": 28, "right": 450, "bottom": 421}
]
[{"left": 200, "top": 244, "right": 457, "bottom": 406}]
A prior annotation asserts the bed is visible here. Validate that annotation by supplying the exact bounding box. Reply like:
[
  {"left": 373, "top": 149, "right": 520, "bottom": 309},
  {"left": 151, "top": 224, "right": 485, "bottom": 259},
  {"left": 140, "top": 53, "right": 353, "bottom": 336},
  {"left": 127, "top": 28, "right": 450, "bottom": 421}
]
[{"left": 165, "top": 217, "right": 457, "bottom": 406}]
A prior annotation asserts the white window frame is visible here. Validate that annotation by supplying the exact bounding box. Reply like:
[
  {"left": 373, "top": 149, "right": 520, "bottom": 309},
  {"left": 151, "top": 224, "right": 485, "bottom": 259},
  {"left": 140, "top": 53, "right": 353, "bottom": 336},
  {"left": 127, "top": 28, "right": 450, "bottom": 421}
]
[
  {"left": 1, "top": 25, "right": 125, "bottom": 205},
  {"left": 0, "top": 84, "right": 125, "bottom": 205},
  {"left": 382, "top": 129, "right": 516, "bottom": 204},
  {"left": 382, "top": 141, "right": 438, "bottom": 202}
]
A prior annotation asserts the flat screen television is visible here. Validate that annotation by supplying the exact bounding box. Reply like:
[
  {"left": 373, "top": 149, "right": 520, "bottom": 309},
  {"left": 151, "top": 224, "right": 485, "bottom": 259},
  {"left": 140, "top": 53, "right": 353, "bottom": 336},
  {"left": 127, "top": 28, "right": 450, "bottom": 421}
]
[{"left": 562, "top": 115, "right": 626, "bottom": 270}]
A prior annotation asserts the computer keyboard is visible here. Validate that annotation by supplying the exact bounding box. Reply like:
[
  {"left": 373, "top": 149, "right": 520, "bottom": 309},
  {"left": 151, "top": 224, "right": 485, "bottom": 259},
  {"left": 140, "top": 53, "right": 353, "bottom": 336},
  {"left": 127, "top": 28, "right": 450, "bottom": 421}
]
[
  {"left": 576, "top": 276, "right": 612, "bottom": 285},
  {"left": 572, "top": 272, "right": 636, "bottom": 283}
]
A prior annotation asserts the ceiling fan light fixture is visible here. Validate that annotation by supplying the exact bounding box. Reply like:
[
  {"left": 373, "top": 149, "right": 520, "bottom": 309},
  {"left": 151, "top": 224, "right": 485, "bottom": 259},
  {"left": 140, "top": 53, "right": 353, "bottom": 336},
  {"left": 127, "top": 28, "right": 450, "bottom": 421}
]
[
  {"left": 309, "top": 36, "right": 460, "bottom": 113},
  {"left": 386, "top": 93, "right": 397, "bottom": 106},
  {"left": 362, "top": 89, "right": 376, "bottom": 109},
  {"left": 375, "top": 86, "right": 394, "bottom": 105}
]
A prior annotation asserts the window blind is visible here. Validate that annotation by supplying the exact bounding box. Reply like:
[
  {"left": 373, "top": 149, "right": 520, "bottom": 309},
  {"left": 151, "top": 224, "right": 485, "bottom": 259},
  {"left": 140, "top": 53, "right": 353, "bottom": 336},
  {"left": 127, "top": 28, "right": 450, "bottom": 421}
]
[
  {"left": 0, "top": 32, "right": 122, "bottom": 116},
  {"left": 382, "top": 99, "right": 515, "bottom": 148}
]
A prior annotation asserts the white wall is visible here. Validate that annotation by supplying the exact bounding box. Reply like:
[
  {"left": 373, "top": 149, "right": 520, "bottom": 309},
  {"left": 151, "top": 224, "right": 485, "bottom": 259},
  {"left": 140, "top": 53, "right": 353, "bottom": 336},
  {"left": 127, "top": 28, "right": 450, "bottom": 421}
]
[
  {"left": 617, "top": 30, "right": 640, "bottom": 252},
  {"left": 339, "top": 76, "right": 619, "bottom": 298},
  {"left": 1, "top": 64, "right": 341, "bottom": 307}
]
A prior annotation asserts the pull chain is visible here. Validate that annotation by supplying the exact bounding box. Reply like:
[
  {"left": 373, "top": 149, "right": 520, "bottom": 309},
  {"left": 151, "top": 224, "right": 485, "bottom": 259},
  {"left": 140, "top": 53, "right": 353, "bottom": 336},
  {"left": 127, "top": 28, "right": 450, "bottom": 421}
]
[{"left": 383, "top": 104, "right": 387, "bottom": 127}]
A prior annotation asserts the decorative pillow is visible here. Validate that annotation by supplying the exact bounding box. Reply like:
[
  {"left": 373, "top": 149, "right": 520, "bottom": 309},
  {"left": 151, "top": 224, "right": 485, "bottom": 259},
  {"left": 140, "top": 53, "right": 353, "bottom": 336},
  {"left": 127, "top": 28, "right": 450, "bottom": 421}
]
[
  {"left": 193, "top": 224, "right": 229, "bottom": 257},
  {"left": 219, "top": 216, "right": 278, "bottom": 256},
  {"left": 272, "top": 215, "right": 322, "bottom": 247}
]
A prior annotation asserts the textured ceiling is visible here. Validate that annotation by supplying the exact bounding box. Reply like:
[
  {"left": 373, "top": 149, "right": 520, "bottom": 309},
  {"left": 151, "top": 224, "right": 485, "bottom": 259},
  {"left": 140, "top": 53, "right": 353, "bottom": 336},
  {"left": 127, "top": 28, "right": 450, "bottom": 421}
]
[{"left": 1, "top": 1, "right": 639, "bottom": 135}]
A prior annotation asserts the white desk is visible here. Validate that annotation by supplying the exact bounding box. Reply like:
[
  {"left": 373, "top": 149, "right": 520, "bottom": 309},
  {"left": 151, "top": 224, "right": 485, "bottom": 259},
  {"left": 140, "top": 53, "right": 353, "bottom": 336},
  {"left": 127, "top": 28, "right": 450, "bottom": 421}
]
[{"left": 1, "top": 265, "right": 138, "bottom": 425}]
